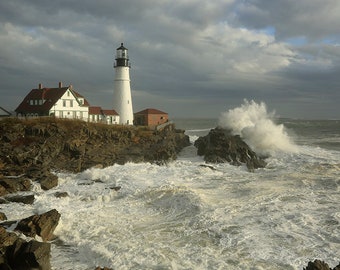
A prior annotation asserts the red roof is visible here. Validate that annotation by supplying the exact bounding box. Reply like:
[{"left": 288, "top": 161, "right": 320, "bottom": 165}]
[
  {"left": 89, "top": 107, "right": 119, "bottom": 116},
  {"left": 102, "top": 109, "right": 119, "bottom": 116},
  {"left": 89, "top": 106, "right": 102, "bottom": 115},
  {"left": 15, "top": 86, "right": 89, "bottom": 113},
  {"left": 134, "top": 108, "right": 168, "bottom": 115}
]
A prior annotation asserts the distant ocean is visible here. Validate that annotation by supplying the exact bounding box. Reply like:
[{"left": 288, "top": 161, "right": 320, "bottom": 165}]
[{"left": 2, "top": 104, "right": 339, "bottom": 269}]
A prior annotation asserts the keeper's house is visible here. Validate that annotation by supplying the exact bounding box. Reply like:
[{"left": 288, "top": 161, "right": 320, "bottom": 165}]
[
  {"left": 134, "top": 108, "right": 168, "bottom": 128},
  {"left": 15, "top": 82, "right": 118, "bottom": 124},
  {"left": 15, "top": 82, "right": 89, "bottom": 120}
]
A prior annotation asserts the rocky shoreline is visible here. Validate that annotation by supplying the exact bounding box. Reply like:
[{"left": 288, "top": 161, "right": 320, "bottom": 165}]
[
  {"left": 0, "top": 118, "right": 338, "bottom": 269},
  {"left": 0, "top": 118, "right": 190, "bottom": 269}
]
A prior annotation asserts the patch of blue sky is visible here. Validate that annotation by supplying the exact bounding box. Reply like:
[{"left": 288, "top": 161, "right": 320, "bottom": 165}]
[
  {"left": 23, "top": 26, "right": 39, "bottom": 36},
  {"left": 318, "top": 37, "right": 340, "bottom": 45},
  {"left": 254, "top": 26, "right": 276, "bottom": 36},
  {"left": 284, "top": 36, "right": 307, "bottom": 46}
]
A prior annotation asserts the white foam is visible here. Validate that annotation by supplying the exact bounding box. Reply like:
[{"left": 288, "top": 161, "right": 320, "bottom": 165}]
[
  {"left": 218, "top": 100, "right": 298, "bottom": 155},
  {"left": 0, "top": 118, "right": 339, "bottom": 269}
]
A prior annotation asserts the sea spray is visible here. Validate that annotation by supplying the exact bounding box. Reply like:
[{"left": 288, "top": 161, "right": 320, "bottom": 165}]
[{"left": 218, "top": 100, "right": 298, "bottom": 155}]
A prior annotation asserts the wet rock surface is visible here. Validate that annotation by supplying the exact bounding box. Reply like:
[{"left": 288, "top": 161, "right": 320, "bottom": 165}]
[
  {"left": 15, "top": 209, "right": 61, "bottom": 241},
  {"left": 194, "top": 127, "right": 266, "bottom": 171},
  {"left": 303, "top": 259, "right": 340, "bottom": 270},
  {"left": 0, "top": 209, "right": 60, "bottom": 270}
]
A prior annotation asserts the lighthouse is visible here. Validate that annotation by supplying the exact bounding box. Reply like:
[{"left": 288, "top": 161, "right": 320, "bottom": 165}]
[{"left": 113, "top": 43, "right": 133, "bottom": 125}]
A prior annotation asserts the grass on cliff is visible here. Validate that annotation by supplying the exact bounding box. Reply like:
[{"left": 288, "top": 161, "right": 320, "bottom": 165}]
[{"left": 1, "top": 117, "right": 155, "bottom": 137}]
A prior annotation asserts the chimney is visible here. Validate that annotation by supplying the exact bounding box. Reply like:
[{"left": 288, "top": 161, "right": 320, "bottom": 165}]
[
  {"left": 59, "top": 81, "right": 62, "bottom": 88},
  {"left": 69, "top": 84, "right": 73, "bottom": 90},
  {"left": 38, "top": 83, "right": 42, "bottom": 89}
]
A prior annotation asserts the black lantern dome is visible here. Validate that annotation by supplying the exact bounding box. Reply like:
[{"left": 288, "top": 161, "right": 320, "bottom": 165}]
[{"left": 114, "top": 43, "right": 129, "bottom": 67}]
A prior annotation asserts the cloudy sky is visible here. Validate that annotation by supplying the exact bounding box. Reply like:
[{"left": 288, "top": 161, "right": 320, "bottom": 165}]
[{"left": 1, "top": 0, "right": 340, "bottom": 119}]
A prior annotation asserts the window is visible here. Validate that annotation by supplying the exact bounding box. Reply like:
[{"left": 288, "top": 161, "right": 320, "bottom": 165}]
[
  {"left": 70, "top": 100, "right": 73, "bottom": 107},
  {"left": 67, "top": 91, "right": 70, "bottom": 97},
  {"left": 63, "top": 100, "right": 66, "bottom": 107}
]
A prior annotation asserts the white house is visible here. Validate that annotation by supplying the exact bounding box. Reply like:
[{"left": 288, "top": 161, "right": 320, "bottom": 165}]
[
  {"left": 16, "top": 82, "right": 89, "bottom": 120},
  {"left": 15, "top": 82, "right": 119, "bottom": 124}
]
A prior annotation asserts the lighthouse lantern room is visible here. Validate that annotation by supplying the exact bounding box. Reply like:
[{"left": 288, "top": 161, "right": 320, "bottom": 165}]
[{"left": 113, "top": 43, "right": 133, "bottom": 125}]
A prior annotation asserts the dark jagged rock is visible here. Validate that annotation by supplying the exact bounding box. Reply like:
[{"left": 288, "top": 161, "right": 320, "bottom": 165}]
[
  {"left": 199, "top": 164, "right": 217, "bottom": 170},
  {"left": 303, "top": 260, "right": 340, "bottom": 270},
  {"left": 194, "top": 127, "right": 266, "bottom": 171},
  {"left": 108, "top": 186, "right": 121, "bottom": 191},
  {"left": 95, "top": 267, "right": 113, "bottom": 270},
  {"left": 0, "top": 209, "right": 60, "bottom": 270},
  {"left": 26, "top": 166, "right": 58, "bottom": 190},
  {"left": 15, "top": 209, "right": 61, "bottom": 241},
  {"left": 0, "top": 177, "right": 31, "bottom": 196},
  {"left": 6, "top": 238, "right": 51, "bottom": 270},
  {"left": 5, "top": 194, "right": 35, "bottom": 204},
  {"left": 0, "top": 212, "right": 7, "bottom": 221},
  {"left": 54, "top": 191, "right": 69, "bottom": 198}
]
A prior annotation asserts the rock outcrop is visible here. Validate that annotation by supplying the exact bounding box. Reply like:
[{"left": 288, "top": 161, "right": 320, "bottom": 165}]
[
  {"left": 0, "top": 118, "right": 190, "bottom": 194},
  {"left": 0, "top": 209, "right": 60, "bottom": 270},
  {"left": 303, "top": 259, "right": 340, "bottom": 270},
  {"left": 15, "top": 209, "right": 61, "bottom": 241},
  {"left": 194, "top": 127, "right": 266, "bottom": 171}
]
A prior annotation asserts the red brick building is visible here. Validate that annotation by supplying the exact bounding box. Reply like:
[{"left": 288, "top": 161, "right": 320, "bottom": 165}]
[{"left": 134, "top": 108, "right": 168, "bottom": 128}]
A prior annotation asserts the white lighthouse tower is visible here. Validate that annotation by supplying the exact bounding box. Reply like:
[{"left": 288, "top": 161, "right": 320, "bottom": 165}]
[{"left": 113, "top": 43, "right": 133, "bottom": 125}]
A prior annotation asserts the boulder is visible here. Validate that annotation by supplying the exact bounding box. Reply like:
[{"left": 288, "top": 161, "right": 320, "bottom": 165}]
[
  {"left": 303, "top": 260, "right": 331, "bottom": 270},
  {"left": 0, "top": 225, "right": 52, "bottom": 270},
  {"left": 0, "top": 212, "right": 7, "bottom": 221},
  {"left": 26, "top": 166, "right": 58, "bottom": 190},
  {"left": 6, "top": 238, "right": 51, "bottom": 270},
  {"left": 54, "top": 191, "right": 69, "bottom": 198},
  {"left": 303, "top": 260, "right": 340, "bottom": 270},
  {"left": 194, "top": 127, "right": 266, "bottom": 171},
  {"left": 0, "top": 177, "right": 31, "bottom": 196},
  {"left": 0, "top": 226, "right": 17, "bottom": 251},
  {"left": 15, "top": 209, "right": 61, "bottom": 241},
  {"left": 5, "top": 194, "right": 35, "bottom": 204},
  {"left": 39, "top": 174, "right": 58, "bottom": 190}
]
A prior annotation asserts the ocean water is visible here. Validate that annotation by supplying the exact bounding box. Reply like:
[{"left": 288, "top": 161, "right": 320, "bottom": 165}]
[{"left": 2, "top": 102, "right": 340, "bottom": 269}]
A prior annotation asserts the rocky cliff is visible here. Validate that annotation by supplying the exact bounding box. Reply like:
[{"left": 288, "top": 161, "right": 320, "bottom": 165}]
[
  {"left": 0, "top": 118, "right": 190, "bottom": 193},
  {"left": 194, "top": 127, "right": 266, "bottom": 171}
]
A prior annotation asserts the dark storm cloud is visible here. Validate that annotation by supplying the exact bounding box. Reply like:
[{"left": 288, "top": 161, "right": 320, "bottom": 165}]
[
  {"left": 231, "top": 0, "right": 340, "bottom": 41},
  {"left": 0, "top": 0, "right": 339, "bottom": 119}
]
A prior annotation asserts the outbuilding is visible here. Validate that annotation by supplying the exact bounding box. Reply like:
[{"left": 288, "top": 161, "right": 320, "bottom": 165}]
[{"left": 134, "top": 108, "right": 168, "bottom": 128}]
